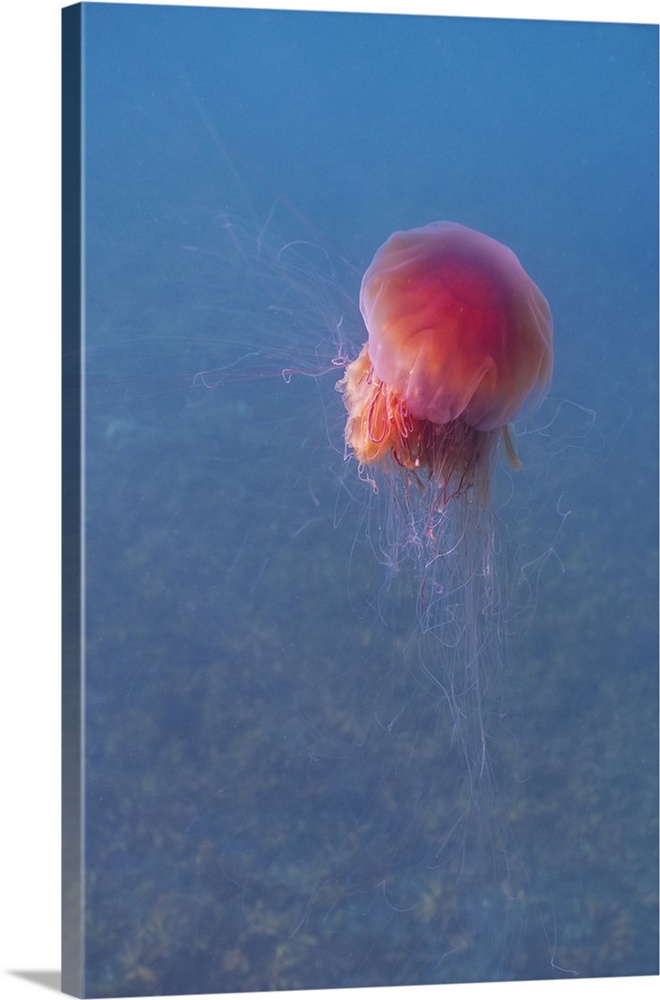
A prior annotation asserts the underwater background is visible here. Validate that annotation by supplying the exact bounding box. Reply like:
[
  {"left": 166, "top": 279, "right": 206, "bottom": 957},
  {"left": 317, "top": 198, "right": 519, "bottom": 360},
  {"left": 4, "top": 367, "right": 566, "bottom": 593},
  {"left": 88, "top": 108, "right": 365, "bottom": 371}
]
[{"left": 68, "top": 3, "right": 657, "bottom": 995}]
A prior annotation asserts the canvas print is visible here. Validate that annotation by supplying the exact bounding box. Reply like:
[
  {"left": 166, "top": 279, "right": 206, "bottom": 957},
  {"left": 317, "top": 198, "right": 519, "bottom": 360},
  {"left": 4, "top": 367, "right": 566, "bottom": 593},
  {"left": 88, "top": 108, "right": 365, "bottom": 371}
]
[{"left": 62, "top": 2, "right": 659, "bottom": 996}]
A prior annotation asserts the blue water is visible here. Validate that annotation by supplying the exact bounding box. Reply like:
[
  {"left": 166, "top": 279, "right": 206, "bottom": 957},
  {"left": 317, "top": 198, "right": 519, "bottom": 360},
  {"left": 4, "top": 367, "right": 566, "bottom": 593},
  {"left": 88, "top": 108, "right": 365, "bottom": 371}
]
[{"left": 74, "top": 3, "right": 658, "bottom": 996}]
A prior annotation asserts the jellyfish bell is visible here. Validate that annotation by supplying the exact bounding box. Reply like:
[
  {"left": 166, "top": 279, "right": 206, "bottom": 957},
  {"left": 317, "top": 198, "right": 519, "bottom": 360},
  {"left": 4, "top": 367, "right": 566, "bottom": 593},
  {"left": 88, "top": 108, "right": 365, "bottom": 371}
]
[
  {"left": 339, "top": 221, "right": 553, "bottom": 501},
  {"left": 361, "top": 222, "right": 553, "bottom": 429}
]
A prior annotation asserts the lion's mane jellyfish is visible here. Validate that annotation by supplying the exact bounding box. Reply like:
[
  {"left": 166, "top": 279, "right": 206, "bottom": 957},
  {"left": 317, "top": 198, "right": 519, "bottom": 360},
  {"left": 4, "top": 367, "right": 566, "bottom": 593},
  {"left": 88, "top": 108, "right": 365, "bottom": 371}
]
[
  {"left": 338, "top": 222, "right": 552, "bottom": 783},
  {"left": 339, "top": 221, "right": 552, "bottom": 504}
]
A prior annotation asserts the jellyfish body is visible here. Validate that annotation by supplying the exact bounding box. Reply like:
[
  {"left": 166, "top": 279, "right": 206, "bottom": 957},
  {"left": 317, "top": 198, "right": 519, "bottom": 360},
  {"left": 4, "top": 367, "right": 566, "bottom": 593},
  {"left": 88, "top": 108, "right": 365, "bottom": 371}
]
[{"left": 339, "top": 222, "right": 552, "bottom": 501}]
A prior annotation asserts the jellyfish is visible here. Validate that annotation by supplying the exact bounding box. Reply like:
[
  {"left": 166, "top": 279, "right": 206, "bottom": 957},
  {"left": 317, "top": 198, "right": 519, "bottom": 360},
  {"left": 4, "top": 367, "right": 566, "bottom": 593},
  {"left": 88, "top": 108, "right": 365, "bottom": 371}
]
[
  {"left": 339, "top": 221, "right": 552, "bottom": 504},
  {"left": 338, "top": 221, "right": 553, "bottom": 786}
]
